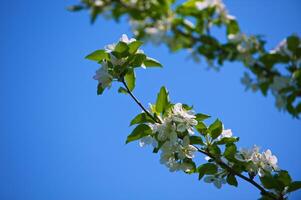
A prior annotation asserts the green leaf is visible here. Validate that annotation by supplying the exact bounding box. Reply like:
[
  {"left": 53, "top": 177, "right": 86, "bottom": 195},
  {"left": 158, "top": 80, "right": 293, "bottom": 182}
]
[
  {"left": 195, "top": 122, "right": 207, "bottom": 134},
  {"left": 126, "top": 124, "right": 152, "bottom": 144},
  {"left": 287, "top": 181, "right": 301, "bottom": 193},
  {"left": 197, "top": 163, "right": 218, "bottom": 180},
  {"left": 209, "top": 145, "right": 221, "bottom": 156},
  {"left": 224, "top": 144, "right": 237, "bottom": 159},
  {"left": 216, "top": 137, "right": 239, "bottom": 145},
  {"left": 287, "top": 35, "right": 300, "bottom": 52},
  {"left": 97, "top": 83, "right": 105, "bottom": 95},
  {"left": 189, "top": 136, "right": 204, "bottom": 145},
  {"left": 67, "top": 5, "right": 84, "bottom": 12},
  {"left": 129, "top": 53, "right": 147, "bottom": 67},
  {"left": 124, "top": 70, "right": 136, "bottom": 92},
  {"left": 260, "top": 175, "right": 282, "bottom": 190},
  {"left": 156, "top": 87, "right": 169, "bottom": 113},
  {"left": 143, "top": 57, "right": 162, "bottom": 67},
  {"left": 226, "top": 174, "right": 238, "bottom": 187},
  {"left": 195, "top": 113, "right": 211, "bottom": 121},
  {"left": 208, "top": 119, "right": 223, "bottom": 139},
  {"left": 128, "top": 41, "right": 143, "bottom": 54},
  {"left": 226, "top": 19, "right": 240, "bottom": 35},
  {"left": 118, "top": 87, "right": 128, "bottom": 94},
  {"left": 85, "top": 50, "right": 109, "bottom": 61},
  {"left": 130, "top": 113, "right": 154, "bottom": 126},
  {"left": 277, "top": 170, "right": 292, "bottom": 186},
  {"left": 115, "top": 41, "right": 129, "bottom": 54}
]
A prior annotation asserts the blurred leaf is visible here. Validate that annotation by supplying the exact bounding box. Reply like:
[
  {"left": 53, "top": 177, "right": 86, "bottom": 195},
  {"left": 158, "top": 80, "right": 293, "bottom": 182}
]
[
  {"left": 287, "top": 181, "right": 301, "bottom": 193},
  {"left": 227, "top": 174, "right": 238, "bottom": 187}
]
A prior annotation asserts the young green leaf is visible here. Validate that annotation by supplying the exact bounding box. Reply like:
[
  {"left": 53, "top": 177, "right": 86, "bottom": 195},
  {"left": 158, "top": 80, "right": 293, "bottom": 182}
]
[
  {"left": 130, "top": 113, "right": 154, "bottom": 126},
  {"left": 287, "top": 181, "right": 301, "bottom": 193},
  {"left": 189, "top": 136, "right": 204, "bottom": 145},
  {"left": 197, "top": 163, "right": 218, "bottom": 180},
  {"left": 224, "top": 144, "right": 237, "bottom": 159},
  {"left": 97, "top": 83, "right": 105, "bottom": 95},
  {"left": 118, "top": 87, "right": 128, "bottom": 94},
  {"left": 156, "top": 86, "right": 169, "bottom": 113},
  {"left": 115, "top": 41, "right": 129, "bottom": 54},
  {"left": 226, "top": 174, "right": 238, "bottom": 187},
  {"left": 86, "top": 50, "right": 109, "bottom": 61},
  {"left": 208, "top": 119, "right": 223, "bottom": 139},
  {"left": 195, "top": 122, "right": 207, "bottom": 134},
  {"left": 128, "top": 41, "right": 143, "bottom": 54},
  {"left": 143, "top": 57, "right": 163, "bottom": 67},
  {"left": 124, "top": 70, "right": 136, "bottom": 92},
  {"left": 126, "top": 124, "right": 152, "bottom": 144},
  {"left": 216, "top": 137, "right": 239, "bottom": 145},
  {"left": 195, "top": 113, "right": 211, "bottom": 121}
]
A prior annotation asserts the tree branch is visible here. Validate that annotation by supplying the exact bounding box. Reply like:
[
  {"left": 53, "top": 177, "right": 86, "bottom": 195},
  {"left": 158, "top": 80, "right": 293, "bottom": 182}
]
[{"left": 121, "top": 80, "right": 279, "bottom": 200}]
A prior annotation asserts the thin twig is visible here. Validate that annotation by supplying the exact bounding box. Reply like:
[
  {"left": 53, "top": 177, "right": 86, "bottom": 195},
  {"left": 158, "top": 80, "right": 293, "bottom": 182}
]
[
  {"left": 121, "top": 80, "right": 278, "bottom": 200},
  {"left": 121, "top": 80, "right": 159, "bottom": 124}
]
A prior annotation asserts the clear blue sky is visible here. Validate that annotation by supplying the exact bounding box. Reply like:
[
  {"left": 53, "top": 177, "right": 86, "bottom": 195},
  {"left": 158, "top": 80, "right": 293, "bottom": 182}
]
[{"left": 1, "top": 0, "right": 301, "bottom": 199}]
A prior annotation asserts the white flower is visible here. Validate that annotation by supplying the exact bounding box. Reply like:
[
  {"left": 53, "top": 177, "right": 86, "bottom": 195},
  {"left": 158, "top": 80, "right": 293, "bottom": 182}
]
[
  {"left": 236, "top": 146, "right": 279, "bottom": 177},
  {"left": 172, "top": 103, "right": 198, "bottom": 135},
  {"left": 119, "top": 34, "right": 136, "bottom": 44},
  {"left": 94, "top": 0, "right": 104, "bottom": 6},
  {"left": 218, "top": 127, "right": 232, "bottom": 140},
  {"left": 270, "top": 39, "right": 292, "bottom": 57},
  {"left": 178, "top": 136, "right": 197, "bottom": 159},
  {"left": 261, "top": 149, "right": 278, "bottom": 170},
  {"left": 195, "top": 0, "right": 220, "bottom": 11},
  {"left": 228, "top": 33, "right": 245, "bottom": 43},
  {"left": 139, "top": 136, "right": 158, "bottom": 148},
  {"left": 154, "top": 118, "right": 177, "bottom": 142},
  {"left": 104, "top": 44, "right": 116, "bottom": 53},
  {"left": 93, "top": 62, "right": 113, "bottom": 89}
]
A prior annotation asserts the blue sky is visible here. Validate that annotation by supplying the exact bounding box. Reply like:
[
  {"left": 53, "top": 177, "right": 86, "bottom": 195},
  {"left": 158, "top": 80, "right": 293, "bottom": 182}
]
[{"left": 1, "top": 0, "right": 301, "bottom": 199}]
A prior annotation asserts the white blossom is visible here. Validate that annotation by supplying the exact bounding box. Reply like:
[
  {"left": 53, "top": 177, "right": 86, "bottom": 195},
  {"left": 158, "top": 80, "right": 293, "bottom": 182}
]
[
  {"left": 171, "top": 103, "right": 198, "bottom": 135},
  {"left": 93, "top": 62, "right": 113, "bottom": 90},
  {"left": 178, "top": 136, "right": 198, "bottom": 159},
  {"left": 218, "top": 127, "right": 232, "bottom": 140},
  {"left": 235, "top": 146, "right": 278, "bottom": 177},
  {"left": 270, "top": 39, "right": 292, "bottom": 57},
  {"left": 139, "top": 136, "right": 158, "bottom": 148},
  {"left": 104, "top": 44, "right": 116, "bottom": 53},
  {"left": 94, "top": 0, "right": 104, "bottom": 6},
  {"left": 119, "top": 34, "right": 136, "bottom": 44}
]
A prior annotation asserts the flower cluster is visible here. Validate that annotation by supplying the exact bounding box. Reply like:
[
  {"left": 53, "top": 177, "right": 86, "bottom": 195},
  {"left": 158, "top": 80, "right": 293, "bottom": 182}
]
[
  {"left": 130, "top": 16, "right": 173, "bottom": 45},
  {"left": 86, "top": 34, "right": 162, "bottom": 95},
  {"left": 195, "top": 0, "right": 235, "bottom": 24},
  {"left": 236, "top": 146, "right": 278, "bottom": 177},
  {"left": 92, "top": 34, "right": 139, "bottom": 92},
  {"left": 140, "top": 103, "right": 198, "bottom": 172}
]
